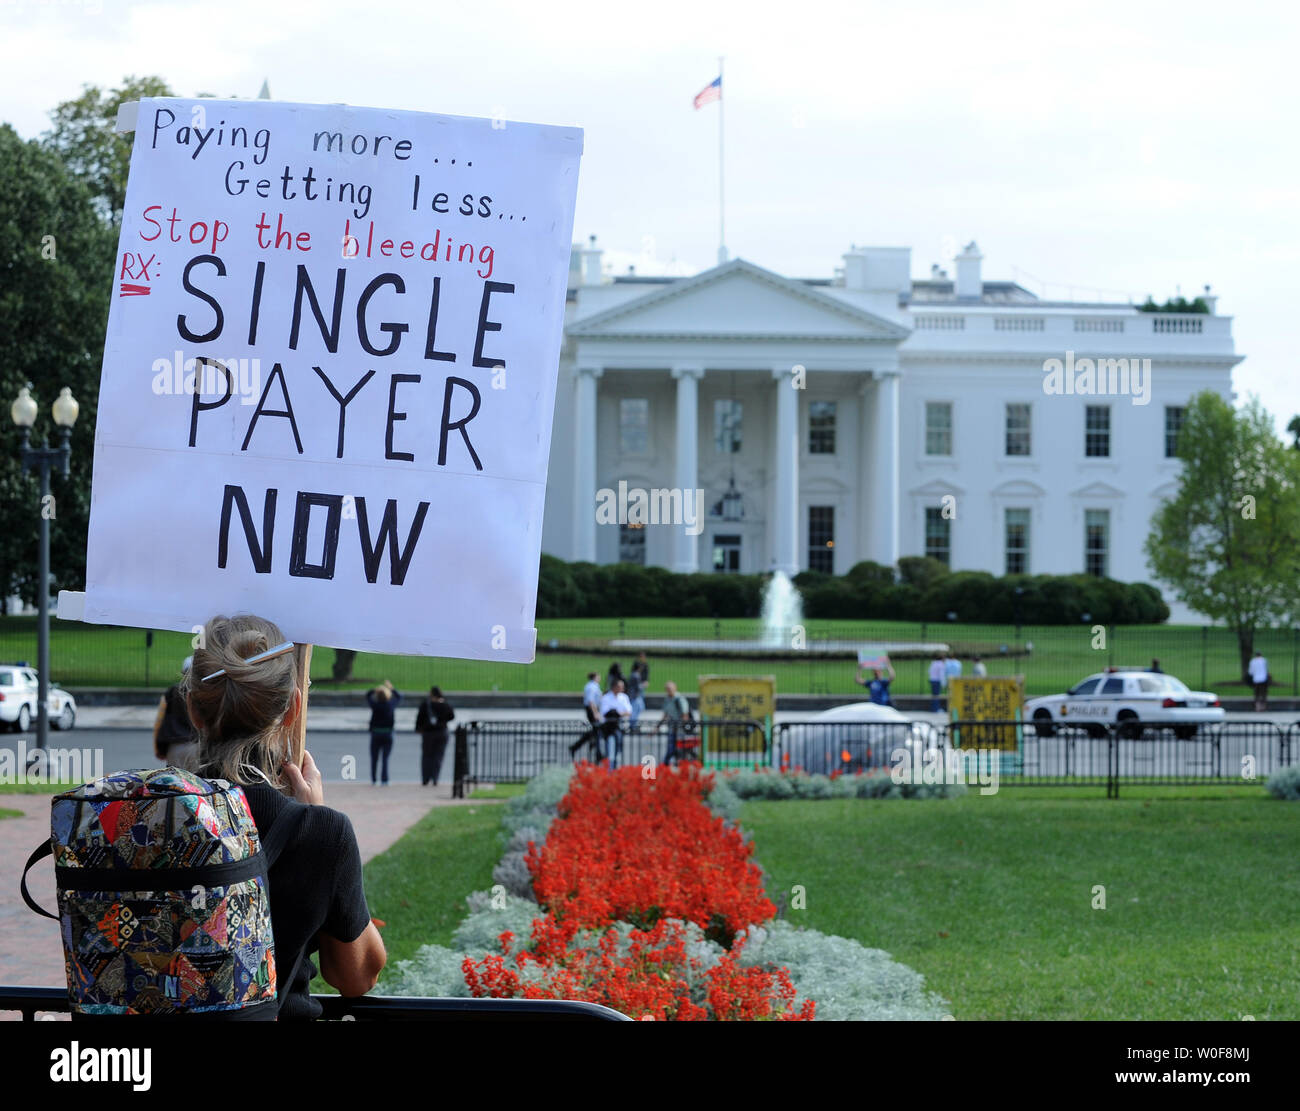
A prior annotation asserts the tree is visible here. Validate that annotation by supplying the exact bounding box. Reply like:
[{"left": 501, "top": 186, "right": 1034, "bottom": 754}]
[
  {"left": 1287, "top": 414, "right": 1300, "bottom": 450},
  {"left": 42, "top": 76, "right": 174, "bottom": 225},
  {"left": 0, "top": 125, "right": 116, "bottom": 607},
  {"left": 1145, "top": 392, "right": 1300, "bottom": 681}
]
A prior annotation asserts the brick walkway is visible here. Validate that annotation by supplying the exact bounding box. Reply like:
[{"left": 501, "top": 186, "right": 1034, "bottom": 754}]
[{"left": 0, "top": 783, "right": 484, "bottom": 1006}]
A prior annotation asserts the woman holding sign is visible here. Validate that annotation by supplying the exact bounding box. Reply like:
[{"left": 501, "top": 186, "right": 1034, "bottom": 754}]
[{"left": 185, "top": 614, "right": 386, "bottom": 1019}]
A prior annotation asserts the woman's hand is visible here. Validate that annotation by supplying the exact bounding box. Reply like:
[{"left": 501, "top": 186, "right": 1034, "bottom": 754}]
[{"left": 283, "top": 748, "right": 325, "bottom": 805}]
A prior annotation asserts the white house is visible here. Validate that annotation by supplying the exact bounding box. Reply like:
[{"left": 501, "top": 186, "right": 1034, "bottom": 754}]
[{"left": 542, "top": 240, "right": 1241, "bottom": 604}]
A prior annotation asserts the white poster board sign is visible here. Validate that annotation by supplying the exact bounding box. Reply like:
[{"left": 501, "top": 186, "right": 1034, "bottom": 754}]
[{"left": 83, "top": 98, "right": 581, "bottom": 662}]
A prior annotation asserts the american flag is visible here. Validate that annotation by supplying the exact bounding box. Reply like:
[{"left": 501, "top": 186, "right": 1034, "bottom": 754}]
[{"left": 693, "top": 75, "right": 721, "bottom": 109}]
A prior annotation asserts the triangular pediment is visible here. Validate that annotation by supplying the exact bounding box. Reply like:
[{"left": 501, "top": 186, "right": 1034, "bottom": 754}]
[
  {"left": 909, "top": 479, "right": 965, "bottom": 498},
  {"left": 569, "top": 259, "right": 910, "bottom": 342}
]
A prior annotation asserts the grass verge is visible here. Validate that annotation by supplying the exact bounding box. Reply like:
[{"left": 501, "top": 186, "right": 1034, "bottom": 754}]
[{"left": 742, "top": 788, "right": 1300, "bottom": 1019}]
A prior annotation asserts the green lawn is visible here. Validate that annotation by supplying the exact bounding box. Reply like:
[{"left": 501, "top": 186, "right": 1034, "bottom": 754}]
[
  {"left": 3, "top": 615, "right": 1296, "bottom": 698},
  {"left": 742, "top": 788, "right": 1300, "bottom": 1020},
  {"left": 360, "top": 802, "right": 507, "bottom": 981},
  {"left": 0, "top": 808, "right": 20, "bottom": 819}
]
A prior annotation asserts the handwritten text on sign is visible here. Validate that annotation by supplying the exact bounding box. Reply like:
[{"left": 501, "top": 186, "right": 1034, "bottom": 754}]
[{"left": 85, "top": 99, "right": 582, "bottom": 660}]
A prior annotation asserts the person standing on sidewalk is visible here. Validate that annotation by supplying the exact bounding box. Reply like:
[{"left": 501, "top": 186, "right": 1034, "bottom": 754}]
[
  {"left": 598, "top": 678, "right": 632, "bottom": 769},
  {"left": 928, "top": 653, "right": 946, "bottom": 713},
  {"left": 1248, "top": 651, "right": 1270, "bottom": 712},
  {"left": 153, "top": 655, "right": 198, "bottom": 768},
  {"left": 415, "top": 686, "right": 455, "bottom": 787},
  {"left": 366, "top": 680, "right": 401, "bottom": 785},
  {"left": 659, "top": 680, "right": 692, "bottom": 767}
]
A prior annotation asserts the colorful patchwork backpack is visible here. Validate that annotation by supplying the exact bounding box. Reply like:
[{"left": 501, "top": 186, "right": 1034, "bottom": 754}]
[{"left": 21, "top": 767, "right": 292, "bottom": 1017}]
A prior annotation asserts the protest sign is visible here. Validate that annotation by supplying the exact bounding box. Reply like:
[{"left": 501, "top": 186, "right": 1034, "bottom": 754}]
[
  {"left": 81, "top": 98, "right": 582, "bottom": 662},
  {"left": 857, "top": 645, "right": 890, "bottom": 669}
]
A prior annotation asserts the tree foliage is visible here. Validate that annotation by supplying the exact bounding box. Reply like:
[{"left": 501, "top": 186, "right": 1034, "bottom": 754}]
[
  {"left": 42, "top": 76, "right": 173, "bottom": 225},
  {"left": 0, "top": 124, "right": 116, "bottom": 606},
  {"left": 1144, "top": 392, "right": 1300, "bottom": 677}
]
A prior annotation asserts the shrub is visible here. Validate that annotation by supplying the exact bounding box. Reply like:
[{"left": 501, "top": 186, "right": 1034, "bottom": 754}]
[
  {"left": 738, "top": 921, "right": 949, "bottom": 1021},
  {"left": 1265, "top": 765, "right": 1300, "bottom": 800},
  {"left": 453, "top": 893, "right": 543, "bottom": 953}
]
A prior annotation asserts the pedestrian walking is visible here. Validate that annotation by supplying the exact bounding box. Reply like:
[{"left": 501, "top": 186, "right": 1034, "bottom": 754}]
[
  {"left": 414, "top": 685, "right": 455, "bottom": 787},
  {"left": 598, "top": 678, "right": 632, "bottom": 769},
  {"left": 1248, "top": 651, "right": 1270, "bottom": 712},
  {"left": 928, "top": 653, "right": 946, "bottom": 713},
  {"left": 972, "top": 656, "right": 987, "bottom": 678},
  {"left": 1150, "top": 658, "right": 1163, "bottom": 673},
  {"left": 570, "top": 671, "right": 604, "bottom": 759},
  {"left": 659, "top": 680, "right": 692, "bottom": 766},
  {"left": 366, "top": 680, "right": 401, "bottom": 785},
  {"left": 945, "top": 653, "right": 963, "bottom": 684},
  {"left": 627, "top": 652, "right": 649, "bottom": 728},
  {"left": 153, "top": 656, "right": 198, "bottom": 768}
]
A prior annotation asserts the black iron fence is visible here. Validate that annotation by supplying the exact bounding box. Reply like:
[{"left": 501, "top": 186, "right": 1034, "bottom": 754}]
[{"left": 453, "top": 718, "right": 1297, "bottom": 799}]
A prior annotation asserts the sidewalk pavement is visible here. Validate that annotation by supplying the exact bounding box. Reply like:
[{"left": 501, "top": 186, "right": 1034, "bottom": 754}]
[{"left": 0, "top": 782, "right": 488, "bottom": 1003}]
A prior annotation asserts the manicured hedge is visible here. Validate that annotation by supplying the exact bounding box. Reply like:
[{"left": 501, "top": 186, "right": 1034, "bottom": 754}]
[{"left": 536, "top": 554, "right": 1170, "bottom": 625}]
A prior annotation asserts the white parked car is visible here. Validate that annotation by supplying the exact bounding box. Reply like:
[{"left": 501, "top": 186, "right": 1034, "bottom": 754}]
[
  {"left": 0, "top": 664, "right": 77, "bottom": 732},
  {"left": 1025, "top": 669, "right": 1223, "bottom": 739},
  {"left": 794, "top": 702, "right": 941, "bottom": 773}
]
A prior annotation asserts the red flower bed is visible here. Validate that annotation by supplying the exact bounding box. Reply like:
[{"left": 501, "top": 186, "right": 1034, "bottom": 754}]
[
  {"left": 461, "top": 763, "right": 814, "bottom": 1020},
  {"left": 525, "top": 763, "right": 775, "bottom": 946},
  {"left": 463, "top": 918, "right": 813, "bottom": 1021}
]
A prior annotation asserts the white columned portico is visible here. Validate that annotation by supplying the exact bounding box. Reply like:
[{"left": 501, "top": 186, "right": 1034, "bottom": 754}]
[
  {"left": 671, "top": 364, "right": 704, "bottom": 573},
  {"left": 573, "top": 365, "right": 602, "bottom": 562},
  {"left": 858, "top": 375, "right": 877, "bottom": 564},
  {"left": 872, "top": 369, "right": 901, "bottom": 566},
  {"left": 771, "top": 365, "right": 799, "bottom": 575}
]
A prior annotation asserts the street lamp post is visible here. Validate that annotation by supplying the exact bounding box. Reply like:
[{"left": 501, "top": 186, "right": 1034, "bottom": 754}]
[{"left": 10, "top": 385, "right": 78, "bottom": 757}]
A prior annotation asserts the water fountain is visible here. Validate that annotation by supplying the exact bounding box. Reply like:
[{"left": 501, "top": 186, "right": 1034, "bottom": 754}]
[{"left": 760, "top": 570, "right": 803, "bottom": 648}]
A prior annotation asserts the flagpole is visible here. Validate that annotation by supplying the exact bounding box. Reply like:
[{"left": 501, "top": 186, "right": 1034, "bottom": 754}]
[{"left": 718, "top": 55, "right": 726, "bottom": 264}]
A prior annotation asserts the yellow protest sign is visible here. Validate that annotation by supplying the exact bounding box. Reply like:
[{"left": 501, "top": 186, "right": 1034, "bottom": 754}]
[
  {"left": 698, "top": 675, "right": 774, "bottom": 754},
  {"left": 948, "top": 677, "right": 1024, "bottom": 752}
]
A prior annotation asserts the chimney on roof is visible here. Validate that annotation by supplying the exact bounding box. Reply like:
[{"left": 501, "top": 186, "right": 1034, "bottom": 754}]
[
  {"left": 581, "top": 235, "right": 603, "bottom": 286},
  {"left": 1201, "top": 283, "right": 1218, "bottom": 314},
  {"left": 954, "top": 240, "right": 983, "bottom": 299}
]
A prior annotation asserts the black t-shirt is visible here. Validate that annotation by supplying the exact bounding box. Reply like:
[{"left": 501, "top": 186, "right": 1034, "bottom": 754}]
[{"left": 244, "top": 784, "right": 372, "bottom": 1021}]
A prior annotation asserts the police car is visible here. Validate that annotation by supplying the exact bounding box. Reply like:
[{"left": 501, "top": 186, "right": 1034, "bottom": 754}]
[
  {"left": 1025, "top": 668, "right": 1222, "bottom": 739},
  {"left": 0, "top": 663, "right": 77, "bottom": 732}
]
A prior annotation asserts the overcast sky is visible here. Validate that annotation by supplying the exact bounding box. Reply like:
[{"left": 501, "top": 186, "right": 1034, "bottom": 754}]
[{"left": 2, "top": 0, "right": 1295, "bottom": 429}]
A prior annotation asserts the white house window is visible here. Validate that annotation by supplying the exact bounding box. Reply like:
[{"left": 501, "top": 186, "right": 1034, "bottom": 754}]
[
  {"left": 925, "top": 507, "right": 951, "bottom": 566},
  {"left": 712, "top": 534, "right": 742, "bottom": 573},
  {"left": 1005, "top": 508, "right": 1030, "bottom": 575},
  {"left": 1005, "top": 403, "right": 1031, "bottom": 456},
  {"left": 809, "top": 401, "right": 837, "bottom": 454},
  {"left": 808, "top": 506, "right": 834, "bottom": 572},
  {"left": 618, "top": 523, "right": 645, "bottom": 564},
  {"left": 714, "top": 399, "right": 742, "bottom": 454},
  {"left": 1085, "top": 509, "right": 1109, "bottom": 577},
  {"left": 925, "top": 402, "right": 953, "bottom": 456},
  {"left": 1085, "top": 405, "right": 1111, "bottom": 457},
  {"left": 619, "top": 398, "right": 649, "bottom": 454},
  {"left": 1165, "top": 406, "right": 1185, "bottom": 458}
]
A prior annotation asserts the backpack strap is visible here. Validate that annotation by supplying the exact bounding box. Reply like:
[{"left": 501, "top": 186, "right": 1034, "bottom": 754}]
[
  {"left": 20, "top": 842, "right": 57, "bottom": 920},
  {"left": 255, "top": 800, "right": 301, "bottom": 869}
]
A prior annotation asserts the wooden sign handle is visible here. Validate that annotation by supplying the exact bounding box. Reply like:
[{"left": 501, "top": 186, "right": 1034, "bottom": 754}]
[{"left": 291, "top": 643, "right": 312, "bottom": 767}]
